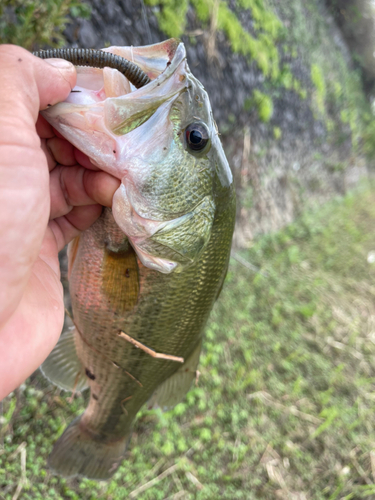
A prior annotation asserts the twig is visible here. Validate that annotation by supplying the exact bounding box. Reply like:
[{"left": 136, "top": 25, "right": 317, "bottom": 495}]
[
  {"left": 119, "top": 332, "right": 184, "bottom": 363},
  {"left": 265, "top": 461, "right": 287, "bottom": 489},
  {"left": 207, "top": 0, "right": 219, "bottom": 62},
  {"left": 233, "top": 435, "right": 241, "bottom": 462},
  {"left": 0, "top": 399, "right": 3, "bottom": 447},
  {"left": 185, "top": 471, "right": 203, "bottom": 490},
  {"left": 230, "top": 252, "right": 267, "bottom": 276},
  {"left": 67, "top": 372, "right": 82, "bottom": 403},
  {"left": 120, "top": 396, "right": 133, "bottom": 416},
  {"left": 350, "top": 447, "right": 372, "bottom": 485},
  {"left": 248, "top": 391, "right": 322, "bottom": 425},
  {"left": 370, "top": 450, "right": 375, "bottom": 482},
  {"left": 185, "top": 29, "right": 204, "bottom": 36},
  {"left": 11, "top": 442, "right": 27, "bottom": 500},
  {"left": 163, "top": 492, "right": 188, "bottom": 500},
  {"left": 8, "top": 442, "right": 26, "bottom": 461},
  {"left": 129, "top": 463, "right": 180, "bottom": 498},
  {"left": 260, "top": 444, "right": 288, "bottom": 491},
  {"left": 165, "top": 491, "right": 188, "bottom": 500},
  {"left": 288, "top": 406, "right": 322, "bottom": 424},
  {"left": 112, "top": 362, "right": 143, "bottom": 387},
  {"left": 76, "top": 324, "right": 142, "bottom": 386},
  {"left": 64, "top": 308, "right": 74, "bottom": 321},
  {"left": 326, "top": 336, "right": 363, "bottom": 359},
  {"left": 144, "top": 458, "right": 166, "bottom": 483},
  {"left": 260, "top": 443, "right": 280, "bottom": 464},
  {"left": 241, "top": 126, "right": 251, "bottom": 186},
  {"left": 172, "top": 471, "right": 184, "bottom": 492}
]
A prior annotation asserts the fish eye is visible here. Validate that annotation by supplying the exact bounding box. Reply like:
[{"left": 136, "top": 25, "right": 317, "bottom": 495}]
[{"left": 185, "top": 122, "right": 210, "bottom": 153}]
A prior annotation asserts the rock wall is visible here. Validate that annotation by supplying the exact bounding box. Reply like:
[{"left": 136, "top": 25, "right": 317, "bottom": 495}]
[
  {"left": 327, "top": 0, "right": 375, "bottom": 91},
  {"left": 64, "top": 0, "right": 373, "bottom": 248}
]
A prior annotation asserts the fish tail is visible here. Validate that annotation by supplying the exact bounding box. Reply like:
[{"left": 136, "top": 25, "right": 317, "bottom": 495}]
[{"left": 48, "top": 415, "right": 129, "bottom": 479}]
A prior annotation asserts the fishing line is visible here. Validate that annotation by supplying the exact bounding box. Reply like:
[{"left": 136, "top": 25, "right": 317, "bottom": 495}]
[{"left": 32, "top": 48, "right": 151, "bottom": 89}]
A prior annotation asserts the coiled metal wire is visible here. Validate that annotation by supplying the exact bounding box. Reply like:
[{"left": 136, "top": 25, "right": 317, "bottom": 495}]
[{"left": 32, "top": 48, "right": 151, "bottom": 89}]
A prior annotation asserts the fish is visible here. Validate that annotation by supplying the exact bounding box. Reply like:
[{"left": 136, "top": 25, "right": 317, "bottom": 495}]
[{"left": 40, "top": 38, "right": 236, "bottom": 479}]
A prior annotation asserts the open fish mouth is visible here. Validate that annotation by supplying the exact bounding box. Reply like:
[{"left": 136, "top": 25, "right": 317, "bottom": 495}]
[
  {"left": 41, "top": 39, "right": 227, "bottom": 274},
  {"left": 42, "top": 40, "right": 188, "bottom": 167}
]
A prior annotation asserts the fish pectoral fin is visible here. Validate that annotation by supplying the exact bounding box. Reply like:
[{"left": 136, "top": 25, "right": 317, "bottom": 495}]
[
  {"left": 40, "top": 326, "right": 88, "bottom": 393},
  {"left": 49, "top": 415, "right": 129, "bottom": 479},
  {"left": 148, "top": 340, "right": 202, "bottom": 411}
]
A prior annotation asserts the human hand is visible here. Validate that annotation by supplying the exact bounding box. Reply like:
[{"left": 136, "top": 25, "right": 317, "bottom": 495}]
[{"left": 0, "top": 45, "right": 121, "bottom": 399}]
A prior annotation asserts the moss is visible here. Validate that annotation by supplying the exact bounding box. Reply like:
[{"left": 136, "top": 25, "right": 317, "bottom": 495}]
[
  {"left": 326, "top": 118, "right": 335, "bottom": 133},
  {"left": 145, "top": 0, "right": 189, "bottom": 38},
  {"left": 0, "top": 0, "right": 91, "bottom": 50},
  {"left": 307, "top": 48, "right": 365, "bottom": 152},
  {"left": 286, "top": 1, "right": 375, "bottom": 157},
  {"left": 212, "top": 0, "right": 282, "bottom": 79},
  {"left": 191, "top": 0, "right": 210, "bottom": 22},
  {"left": 273, "top": 126, "right": 282, "bottom": 140},
  {"left": 238, "top": 0, "right": 283, "bottom": 38},
  {"left": 326, "top": 161, "right": 346, "bottom": 173},
  {"left": 325, "top": 65, "right": 366, "bottom": 150},
  {"left": 333, "top": 81, "right": 342, "bottom": 100},
  {"left": 277, "top": 64, "right": 294, "bottom": 89},
  {"left": 362, "top": 119, "right": 375, "bottom": 158},
  {"left": 245, "top": 89, "right": 273, "bottom": 122},
  {"left": 311, "top": 63, "right": 326, "bottom": 99},
  {"left": 254, "top": 89, "right": 273, "bottom": 122},
  {"left": 148, "top": 0, "right": 284, "bottom": 81},
  {"left": 311, "top": 63, "right": 326, "bottom": 115}
]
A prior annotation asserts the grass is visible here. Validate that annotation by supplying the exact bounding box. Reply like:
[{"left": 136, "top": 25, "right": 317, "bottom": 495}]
[{"left": 2, "top": 185, "right": 375, "bottom": 498}]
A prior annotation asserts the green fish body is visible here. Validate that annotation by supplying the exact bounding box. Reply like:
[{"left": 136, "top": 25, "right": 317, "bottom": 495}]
[{"left": 40, "top": 39, "right": 236, "bottom": 479}]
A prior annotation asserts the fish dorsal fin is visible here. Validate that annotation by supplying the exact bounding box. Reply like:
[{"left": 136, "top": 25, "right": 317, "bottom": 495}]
[
  {"left": 40, "top": 326, "right": 88, "bottom": 392},
  {"left": 148, "top": 340, "right": 202, "bottom": 411}
]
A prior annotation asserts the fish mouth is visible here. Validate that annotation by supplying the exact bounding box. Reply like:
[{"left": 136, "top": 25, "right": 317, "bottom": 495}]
[
  {"left": 103, "top": 38, "right": 182, "bottom": 81},
  {"left": 101, "top": 41, "right": 188, "bottom": 136},
  {"left": 66, "top": 39, "right": 187, "bottom": 109},
  {"left": 41, "top": 39, "right": 210, "bottom": 275},
  {"left": 42, "top": 39, "right": 189, "bottom": 177}
]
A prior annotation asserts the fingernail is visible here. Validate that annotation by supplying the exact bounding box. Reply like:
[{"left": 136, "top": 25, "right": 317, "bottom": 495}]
[{"left": 45, "top": 58, "right": 74, "bottom": 69}]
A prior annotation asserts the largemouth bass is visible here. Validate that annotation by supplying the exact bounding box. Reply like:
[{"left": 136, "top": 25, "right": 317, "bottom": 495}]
[{"left": 40, "top": 39, "right": 236, "bottom": 479}]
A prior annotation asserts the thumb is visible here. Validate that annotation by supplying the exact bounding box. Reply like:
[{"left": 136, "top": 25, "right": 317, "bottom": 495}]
[
  {"left": 0, "top": 44, "right": 76, "bottom": 330},
  {"left": 0, "top": 44, "right": 76, "bottom": 125},
  {"left": 37, "top": 57, "right": 77, "bottom": 110}
]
